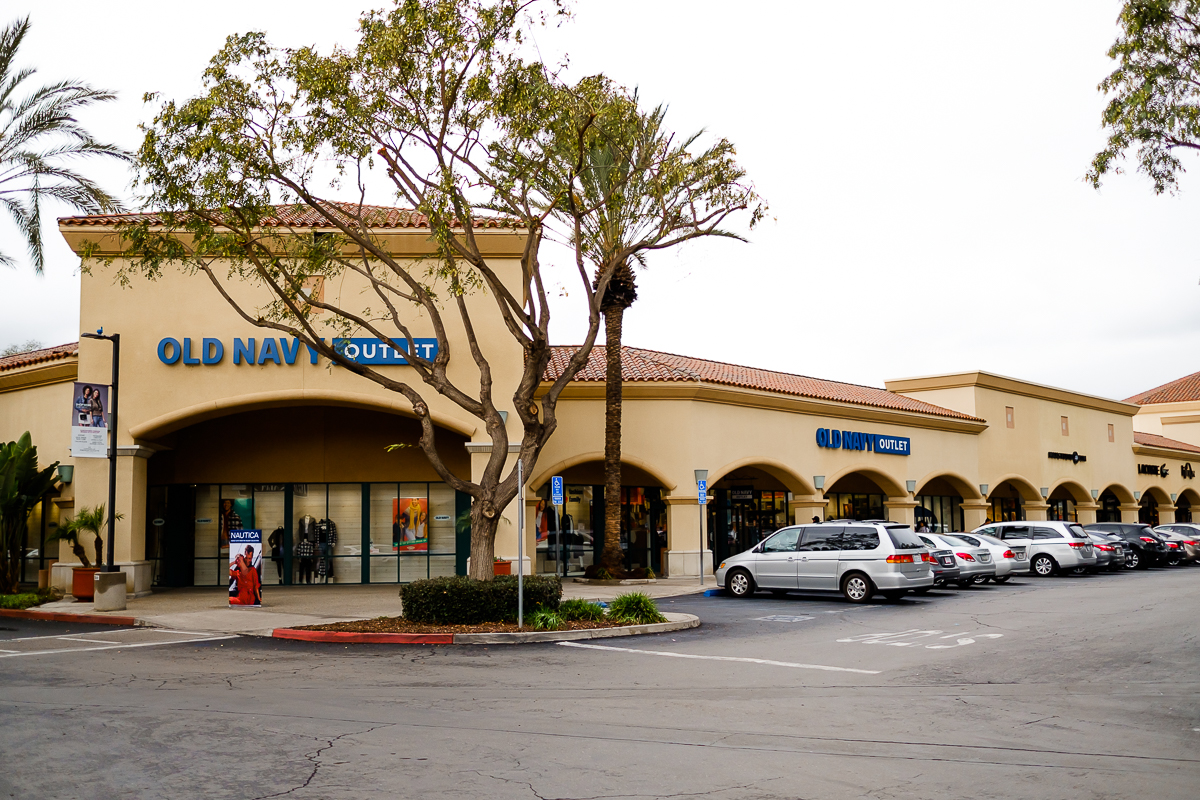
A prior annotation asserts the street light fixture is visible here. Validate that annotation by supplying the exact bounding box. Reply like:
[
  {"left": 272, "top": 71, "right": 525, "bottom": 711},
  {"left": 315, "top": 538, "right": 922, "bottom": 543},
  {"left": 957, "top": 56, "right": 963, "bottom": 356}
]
[
  {"left": 694, "top": 470, "right": 707, "bottom": 585},
  {"left": 80, "top": 329, "right": 120, "bottom": 574}
]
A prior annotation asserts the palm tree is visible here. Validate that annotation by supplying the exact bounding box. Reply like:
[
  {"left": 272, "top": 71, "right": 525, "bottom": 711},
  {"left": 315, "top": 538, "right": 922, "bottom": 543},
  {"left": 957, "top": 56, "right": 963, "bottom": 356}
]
[
  {"left": 51, "top": 504, "right": 121, "bottom": 570},
  {"left": 0, "top": 16, "right": 131, "bottom": 273}
]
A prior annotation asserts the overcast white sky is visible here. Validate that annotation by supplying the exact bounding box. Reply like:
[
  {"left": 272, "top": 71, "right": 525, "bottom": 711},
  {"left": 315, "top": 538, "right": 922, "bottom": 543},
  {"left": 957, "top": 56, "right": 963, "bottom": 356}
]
[{"left": 2, "top": 1, "right": 1197, "bottom": 402}]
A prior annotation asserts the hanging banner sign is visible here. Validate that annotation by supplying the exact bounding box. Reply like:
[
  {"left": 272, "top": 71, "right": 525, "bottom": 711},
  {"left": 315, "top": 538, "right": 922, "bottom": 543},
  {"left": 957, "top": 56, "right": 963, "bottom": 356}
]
[
  {"left": 228, "top": 529, "right": 263, "bottom": 607},
  {"left": 70, "top": 382, "right": 109, "bottom": 458}
]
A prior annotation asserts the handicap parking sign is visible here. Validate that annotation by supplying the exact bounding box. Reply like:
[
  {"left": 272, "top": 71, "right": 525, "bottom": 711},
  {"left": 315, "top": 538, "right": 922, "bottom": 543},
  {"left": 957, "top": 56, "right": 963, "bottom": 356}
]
[{"left": 551, "top": 476, "right": 564, "bottom": 506}]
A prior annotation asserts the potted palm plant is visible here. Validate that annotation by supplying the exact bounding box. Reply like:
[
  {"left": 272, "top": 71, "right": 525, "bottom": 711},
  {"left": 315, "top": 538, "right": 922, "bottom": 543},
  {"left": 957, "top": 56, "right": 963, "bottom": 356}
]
[{"left": 51, "top": 505, "right": 121, "bottom": 601}]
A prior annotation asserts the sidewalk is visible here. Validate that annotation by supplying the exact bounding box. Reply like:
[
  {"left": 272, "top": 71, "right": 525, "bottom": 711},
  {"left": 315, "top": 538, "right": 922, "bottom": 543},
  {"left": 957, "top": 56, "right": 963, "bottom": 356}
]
[{"left": 31, "top": 576, "right": 711, "bottom": 636}]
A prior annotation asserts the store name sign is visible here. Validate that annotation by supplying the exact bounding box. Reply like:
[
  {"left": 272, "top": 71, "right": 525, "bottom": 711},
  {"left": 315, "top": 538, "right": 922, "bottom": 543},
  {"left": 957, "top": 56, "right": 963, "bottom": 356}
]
[
  {"left": 815, "top": 428, "right": 911, "bottom": 456},
  {"left": 1048, "top": 451, "right": 1086, "bottom": 464},
  {"left": 1138, "top": 463, "right": 1170, "bottom": 477},
  {"left": 156, "top": 336, "right": 438, "bottom": 366}
]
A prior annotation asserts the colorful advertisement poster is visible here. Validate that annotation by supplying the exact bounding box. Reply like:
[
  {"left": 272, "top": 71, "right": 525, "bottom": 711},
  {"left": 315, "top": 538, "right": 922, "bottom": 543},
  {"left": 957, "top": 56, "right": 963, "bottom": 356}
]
[
  {"left": 70, "top": 382, "right": 109, "bottom": 458},
  {"left": 219, "top": 498, "right": 254, "bottom": 556},
  {"left": 393, "top": 498, "right": 428, "bottom": 552},
  {"left": 228, "top": 529, "right": 263, "bottom": 607}
]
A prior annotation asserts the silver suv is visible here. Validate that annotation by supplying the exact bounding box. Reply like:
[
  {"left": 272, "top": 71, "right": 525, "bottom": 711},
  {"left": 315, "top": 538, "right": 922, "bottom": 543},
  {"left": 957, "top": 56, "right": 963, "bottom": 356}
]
[
  {"left": 716, "top": 521, "right": 934, "bottom": 603},
  {"left": 972, "top": 521, "right": 1097, "bottom": 576}
]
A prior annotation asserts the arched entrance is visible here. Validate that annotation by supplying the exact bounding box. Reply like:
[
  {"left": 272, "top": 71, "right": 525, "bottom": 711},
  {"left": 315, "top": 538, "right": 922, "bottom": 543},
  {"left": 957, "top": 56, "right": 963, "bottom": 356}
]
[
  {"left": 1047, "top": 481, "right": 1090, "bottom": 522},
  {"left": 1177, "top": 488, "right": 1200, "bottom": 523},
  {"left": 823, "top": 469, "right": 906, "bottom": 523},
  {"left": 914, "top": 474, "right": 980, "bottom": 533},
  {"left": 986, "top": 477, "right": 1041, "bottom": 522},
  {"left": 1139, "top": 487, "right": 1170, "bottom": 526},
  {"left": 707, "top": 465, "right": 797, "bottom": 568},
  {"left": 1098, "top": 484, "right": 1135, "bottom": 522},
  {"left": 143, "top": 404, "right": 470, "bottom": 587},
  {"left": 531, "top": 460, "right": 668, "bottom": 577}
]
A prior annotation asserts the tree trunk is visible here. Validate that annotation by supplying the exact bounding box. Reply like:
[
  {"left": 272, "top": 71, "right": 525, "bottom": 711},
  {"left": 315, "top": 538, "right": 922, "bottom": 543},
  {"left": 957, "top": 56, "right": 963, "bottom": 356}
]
[
  {"left": 74, "top": 542, "right": 90, "bottom": 569},
  {"left": 94, "top": 534, "right": 103, "bottom": 571},
  {"left": 467, "top": 501, "right": 501, "bottom": 580},
  {"left": 601, "top": 307, "right": 625, "bottom": 575}
]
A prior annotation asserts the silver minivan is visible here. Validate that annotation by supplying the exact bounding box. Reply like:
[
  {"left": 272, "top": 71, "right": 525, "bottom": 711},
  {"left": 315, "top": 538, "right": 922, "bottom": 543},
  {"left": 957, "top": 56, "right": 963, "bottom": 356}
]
[
  {"left": 716, "top": 522, "right": 934, "bottom": 603},
  {"left": 972, "top": 521, "right": 1097, "bottom": 576}
]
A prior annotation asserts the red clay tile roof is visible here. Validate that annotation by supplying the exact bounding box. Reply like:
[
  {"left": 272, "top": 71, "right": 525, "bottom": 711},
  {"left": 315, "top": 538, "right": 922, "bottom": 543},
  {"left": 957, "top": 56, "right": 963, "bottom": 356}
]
[
  {"left": 1125, "top": 370, "right": 1200, "bottom": 405},
  {"left": 59, "top": 202, "right": 516, "bottom": 230},
  {"left": 1133, "top": 431, "right": 1200, "bottom": 455},
  {"left": 0, "top": 342, "right": 78, "bottom": 373},
  {"left": 546, "top": 346, "right": 983, "bottom": 421}
]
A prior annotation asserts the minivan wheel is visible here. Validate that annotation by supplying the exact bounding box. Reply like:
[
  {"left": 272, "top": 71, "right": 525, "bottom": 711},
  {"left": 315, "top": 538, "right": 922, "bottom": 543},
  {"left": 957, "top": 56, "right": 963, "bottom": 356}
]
[
  {"left": 1167, "top": 554, "right": 1182, "bottom": 567},
  {"left": 727, "top": 569, "right": 754, "bottom": 598},
  {"left": 1031, "top": 554, "right": 1056, "bottom": 576},
  {"left": 841, "top": 573, "right": 873, "bottom": 603},
  {"left": 1125, "top": 551, "right": 1139, "bottom": 569}
]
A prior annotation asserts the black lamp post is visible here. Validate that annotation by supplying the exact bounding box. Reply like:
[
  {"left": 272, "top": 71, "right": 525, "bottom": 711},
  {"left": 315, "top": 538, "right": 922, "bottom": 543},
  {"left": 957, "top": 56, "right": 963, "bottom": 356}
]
[{"left": 80, "top": 329, "right": 120, "bottom": 573}]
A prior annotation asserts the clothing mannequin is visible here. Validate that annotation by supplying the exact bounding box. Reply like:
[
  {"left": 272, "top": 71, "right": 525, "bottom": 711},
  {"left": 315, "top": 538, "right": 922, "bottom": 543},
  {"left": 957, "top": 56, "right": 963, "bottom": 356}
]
[
  {"left": 268, "top": 527, "right": 285, "bottom": 583},
  {"left": 296, "top": 514, "right": 317, "bottom": 584},
  {"left": 316, "top": 519, "right": 338, "bottom": 583}
]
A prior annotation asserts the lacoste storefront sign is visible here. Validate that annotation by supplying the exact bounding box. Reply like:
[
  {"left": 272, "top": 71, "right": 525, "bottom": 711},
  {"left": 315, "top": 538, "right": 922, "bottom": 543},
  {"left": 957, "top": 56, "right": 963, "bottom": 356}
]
[
  {"left": 156, "top": 336, "right": 438, "bottom": 367},
  {"left": 1138, "top": 463, "right": 1170, "bottom": 477}
]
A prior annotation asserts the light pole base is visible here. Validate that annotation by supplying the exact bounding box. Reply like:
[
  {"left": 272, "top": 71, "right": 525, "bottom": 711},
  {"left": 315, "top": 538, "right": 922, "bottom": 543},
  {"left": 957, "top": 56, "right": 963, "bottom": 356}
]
[{"left": 93, "top": 571, "right": 128, "bottom": 611}]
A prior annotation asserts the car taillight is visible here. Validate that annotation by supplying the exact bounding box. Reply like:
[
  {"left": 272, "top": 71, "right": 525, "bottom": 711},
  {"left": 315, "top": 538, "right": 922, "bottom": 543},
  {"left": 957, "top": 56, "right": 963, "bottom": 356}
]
[
  {"left": 1002, "top": 550, "right": 1015, "bottom": 559},
  {"left": 956, "top": 552, "right": 975, "bottom": 561},
  {"left": 1097, "top": 544, "right": 1113, "bottom": 551},
  {"left": 1068, "top": 542, "right": 1088, "bottom": 548},
  {"left": 921, "top": 552, "right": 932, "bottom": 562},
  {"left": 1166, "top": 542, "right": 1179, "bottom": 549},
  {"left": 1140, "top": 536, "right": 1156, "bottom": 543},
  {"left": 887, "top": 554, "right": 914, "bottom": 563},
  {"left": 1184, "top": 540, "right": 1198, "bottom": 545}
]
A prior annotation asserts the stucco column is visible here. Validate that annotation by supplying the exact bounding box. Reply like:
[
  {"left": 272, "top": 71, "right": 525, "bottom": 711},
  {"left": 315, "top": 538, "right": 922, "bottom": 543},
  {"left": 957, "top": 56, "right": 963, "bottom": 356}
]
[
  {"left": 464, "top": 441, "right": 529, "bottom": 575},
  {"left": 1024, "top": 502, "right": 1050, "bottom": 521},
  {"left": 790, "top": 497, "right": 828, "bottom": 525},
  {"left": 1158, "top": 505, "right": 1176, "bottom": 525},
  {"left": 959, "top": 502, "right": 991, "bottom": 531},
  {"left": 1119, "top": 503, "right": 1141, "bottom": 523},
  {"left": 883, "top": 498, "right": 918, "bottom": 526},
  {"left": 665, "top": 494, "right": 711, "bottom": 578},
  {"left": 1074, "top": 503, "right": 1100, "bottom": 526}
]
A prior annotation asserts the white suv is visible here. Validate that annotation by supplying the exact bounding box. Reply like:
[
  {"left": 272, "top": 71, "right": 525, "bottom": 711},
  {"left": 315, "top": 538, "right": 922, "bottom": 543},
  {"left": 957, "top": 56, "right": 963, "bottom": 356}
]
[
  {"left": 972, "top": 521, "right": 1097, "bottom": 576},
  {"left": 716, "top": 521, "right": 934, "bottom": 603}
]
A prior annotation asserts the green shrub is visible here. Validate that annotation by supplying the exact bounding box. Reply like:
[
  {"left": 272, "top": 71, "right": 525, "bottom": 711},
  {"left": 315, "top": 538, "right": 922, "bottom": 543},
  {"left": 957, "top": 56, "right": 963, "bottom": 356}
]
[
  {"left": 607, "top": 592, "right": 667, "bottom": 625},
  {"left": 0, "top": 589, "right": 54, "bottom": 610},
  {"left": 399, "top": 575, "right": 562, "bottom": 624},
  {"left": 528, "top": 607, "right": 563, "bottom": 631},
  {"left": 558, "top": 598, "right": 606, "bottom": 622}
]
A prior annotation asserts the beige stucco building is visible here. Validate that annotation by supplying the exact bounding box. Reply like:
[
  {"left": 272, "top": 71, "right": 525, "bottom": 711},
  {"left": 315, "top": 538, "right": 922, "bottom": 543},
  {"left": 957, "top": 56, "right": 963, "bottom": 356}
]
[{"left": 2, "top": 206, "right": 1197, "bottom": 596}]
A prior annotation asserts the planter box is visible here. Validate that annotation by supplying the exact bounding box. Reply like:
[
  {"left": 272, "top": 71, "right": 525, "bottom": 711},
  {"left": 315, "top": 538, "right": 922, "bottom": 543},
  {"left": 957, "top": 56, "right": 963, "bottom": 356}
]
[
  {"left": 493, "top": 561, "right": 512, "bottom": 576},
  {"left": 71, "top": 567, "right": 99, "bottom": 601}
]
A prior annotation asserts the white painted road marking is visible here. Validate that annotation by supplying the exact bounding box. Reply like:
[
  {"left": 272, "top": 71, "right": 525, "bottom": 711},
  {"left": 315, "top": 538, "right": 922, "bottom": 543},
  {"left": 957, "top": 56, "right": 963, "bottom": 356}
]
[
  {"left": 558, "top": 641, "right": 882, "bottom": 674},
  {"left": 754, "top": 615, "right": 815, "bottom": 622},
  {"left": 0, "top": 628, "right": 238, "bottom": 658},
  {"left": 837, "top": 629, "right": 1004, "bottom": 649}
]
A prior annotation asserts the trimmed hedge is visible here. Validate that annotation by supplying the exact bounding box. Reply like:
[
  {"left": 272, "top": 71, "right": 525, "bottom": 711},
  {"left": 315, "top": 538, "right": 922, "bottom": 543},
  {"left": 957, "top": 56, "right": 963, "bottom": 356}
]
[
  {"left": 399, "top": 575, "right": 562, "bottom": 624},
  {"left": 0, "top": 588, "right": 58, "bottom": 610}
]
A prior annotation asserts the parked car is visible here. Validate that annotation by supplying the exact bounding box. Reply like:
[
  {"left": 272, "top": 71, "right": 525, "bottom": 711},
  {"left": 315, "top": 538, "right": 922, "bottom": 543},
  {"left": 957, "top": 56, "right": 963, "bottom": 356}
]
[
  {"left": 1154, "top": 526, "right": 1200, "bottom": 564},
  {"left": 918, "top": 545, "right": 961, "bottom": 592},
  {"left": 918, "top": 533, "right": 996, "bottom": 587},
  {"left": 1087, "top": 532, "right": 1126, "bottom": 572},
  {"left": 950, "top": 532, "right": 1029, "bottom": 582},
  {"left": 973, "top": 521, "right": 1098, "bottom": 577},
  {"left": 716, "top": 521, "right": 934, "bottom": 603},
  {"left": 1085, "top": 523, "right": 1169, "bottom": 569}
]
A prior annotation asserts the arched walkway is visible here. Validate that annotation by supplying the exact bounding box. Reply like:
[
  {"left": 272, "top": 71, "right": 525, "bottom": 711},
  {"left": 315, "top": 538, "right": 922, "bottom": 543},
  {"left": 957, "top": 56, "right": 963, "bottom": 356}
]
[
  {"left": 706, "top": 463, "right": 805, "bottom": 566},
  {"left": 529, "top": 452, "right": 674, "bottom": 494},
  {"left": 913, "top": 473, "right": 980, "bottom": 533},
  {"left": 985, "top": 476, "right": 1042, "bottom": 522},
  {"left": 708, "top": 457, "right": 815, "bottom": 496},
  {"left": 1047, "top": 480, "right": 1091, "bottom": 522},
  {"left": 822, "top": 468, "right": 909, "bottom": 525},
  {"left": 1176, "top": 488, "right": 1200, "bottom": 522}
]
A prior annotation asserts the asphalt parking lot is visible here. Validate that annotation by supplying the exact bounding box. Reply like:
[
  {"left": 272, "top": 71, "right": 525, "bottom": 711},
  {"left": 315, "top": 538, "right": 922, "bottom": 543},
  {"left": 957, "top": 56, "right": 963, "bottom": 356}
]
[{"left": 1, "top": 567, "right": 1197, "bottom": 800}]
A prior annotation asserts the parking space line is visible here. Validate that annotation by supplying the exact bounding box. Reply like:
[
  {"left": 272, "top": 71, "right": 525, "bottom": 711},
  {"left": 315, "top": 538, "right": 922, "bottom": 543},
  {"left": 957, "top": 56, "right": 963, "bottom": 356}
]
[
  {"left": 0, "top": 628, "right": 138, "bottom": 643},
  {"left": 56, "top": 637, "right": 123, "bottom": 644},
  {"left": 0, "top": 634, "right": 238, "bottom": 659},
  {"left": 558, "top": 641, "right": 882, "bottom": 674}
]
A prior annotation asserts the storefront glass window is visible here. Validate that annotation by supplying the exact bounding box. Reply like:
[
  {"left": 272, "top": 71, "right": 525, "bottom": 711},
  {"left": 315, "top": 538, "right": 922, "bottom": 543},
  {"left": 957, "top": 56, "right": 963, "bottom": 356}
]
[
  {"left": 987, "top": 497, "right": 1024, "bottom": 523},
  {"left": 1139, "top": 496, "right": 1159, "bottom": 526},
  {"left": 1097, "top": 491, "right": 1121, "bottom": 523},
  {"left": 1177, "top": 496, "right": 1192, "bottom": 523},
  {"left": 193, "top": 484, "right": 221, "bottom": 585},
  {"left": 1046, "top": 498, "right": 1077, "bottom": 522},
  {"left": 823, "top": 492, "right": 884, "bottom": 522},
  {"left": 915, "top": 495, "right": 964, "bottom": 532}
]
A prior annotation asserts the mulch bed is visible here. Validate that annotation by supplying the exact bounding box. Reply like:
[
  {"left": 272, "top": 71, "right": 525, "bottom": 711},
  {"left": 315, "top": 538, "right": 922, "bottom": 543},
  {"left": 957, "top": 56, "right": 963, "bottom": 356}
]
[{"left": 298, "top": 616, "right": 629, "bottom": 634}]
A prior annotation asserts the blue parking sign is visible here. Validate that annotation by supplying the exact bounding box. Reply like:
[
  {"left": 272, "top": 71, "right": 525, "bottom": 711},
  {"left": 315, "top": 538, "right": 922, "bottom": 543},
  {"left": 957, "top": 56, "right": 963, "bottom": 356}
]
[
  {"left": 551, "top": 476, "right": 564, "bottom": 506},
  {"left": 697, "top": 479, "right": 708, "bottom": 505}
]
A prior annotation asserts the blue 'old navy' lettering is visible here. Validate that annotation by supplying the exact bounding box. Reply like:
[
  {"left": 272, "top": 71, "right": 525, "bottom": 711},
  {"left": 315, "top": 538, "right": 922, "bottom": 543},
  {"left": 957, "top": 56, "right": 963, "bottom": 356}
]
[
  {"left": 814, "top": 427, "right": 911, "bottom": 456},
  {"left": 157, "top": 336, "right": 439, "bottom": 367}
]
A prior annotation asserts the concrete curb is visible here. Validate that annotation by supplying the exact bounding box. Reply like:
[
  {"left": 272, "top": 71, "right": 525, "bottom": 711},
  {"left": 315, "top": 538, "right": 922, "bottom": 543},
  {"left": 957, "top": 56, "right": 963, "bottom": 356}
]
[
  {"left": 570, "top": 578, "right": 658, "bottom": 586},
  {"left": 0, "top": 608, "right": 139, "bottom": 626},
  {"left": 270, "top": 612, "right": 699, "bottom": 645}
]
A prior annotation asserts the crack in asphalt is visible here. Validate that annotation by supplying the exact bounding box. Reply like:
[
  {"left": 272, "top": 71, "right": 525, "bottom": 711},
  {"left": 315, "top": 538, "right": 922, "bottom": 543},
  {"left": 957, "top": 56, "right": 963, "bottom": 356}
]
[
  {"left": 249, "top": 723, "right": 395, "bottom": 800},
  {"left": 470, "top": 771, "right": 774, "bottom": 800}
]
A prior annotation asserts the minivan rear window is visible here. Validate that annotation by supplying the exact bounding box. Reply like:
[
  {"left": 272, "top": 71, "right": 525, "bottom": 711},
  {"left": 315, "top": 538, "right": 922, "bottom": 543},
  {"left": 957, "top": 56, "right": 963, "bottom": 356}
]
[
  {"left": 1067, "top": 524, "right": 1088, "bottom": 539},
  {"left": 886, "top": 526, "right": 925, "bottom": 549}
]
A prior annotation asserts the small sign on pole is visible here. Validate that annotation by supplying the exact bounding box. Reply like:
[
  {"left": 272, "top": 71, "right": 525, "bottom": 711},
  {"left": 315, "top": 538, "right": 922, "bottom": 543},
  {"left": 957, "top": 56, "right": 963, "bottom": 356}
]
[
  {"left": 697, "top": 479, "right": 708, "bottom": 585},
  {"left": 697, "top": 480, "right": 708, "bottom": 505},
  {"left": 551, "top": 476, "right": 564, "bottom": 506},
  {"left": 70, "top": 382, "right": 109, "bottom": 458}
]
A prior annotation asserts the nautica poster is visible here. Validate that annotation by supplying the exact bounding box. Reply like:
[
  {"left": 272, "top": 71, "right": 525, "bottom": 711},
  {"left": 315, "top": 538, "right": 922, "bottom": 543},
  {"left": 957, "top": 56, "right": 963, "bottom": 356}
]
[{"left": 228, "top": 529, "right": 263, "bottom": 607}]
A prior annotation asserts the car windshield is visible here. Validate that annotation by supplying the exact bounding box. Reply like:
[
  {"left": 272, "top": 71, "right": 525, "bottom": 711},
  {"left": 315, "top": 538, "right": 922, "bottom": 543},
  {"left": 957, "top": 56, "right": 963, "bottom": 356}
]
[
  {"left": 936, "top": 535, "right": 970, "bottom": 548},
  {"left": 886, "top": 526, "right": 925, "bottom": 549}
]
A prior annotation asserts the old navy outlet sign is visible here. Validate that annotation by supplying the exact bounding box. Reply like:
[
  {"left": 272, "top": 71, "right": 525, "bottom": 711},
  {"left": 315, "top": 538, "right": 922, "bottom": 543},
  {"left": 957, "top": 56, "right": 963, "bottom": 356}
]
[
  {"left": 157, "top": 337, "right": 438, "bottom": 367},
  {"left": 815, "top": 427, "right": 911, "bottom": 456}
]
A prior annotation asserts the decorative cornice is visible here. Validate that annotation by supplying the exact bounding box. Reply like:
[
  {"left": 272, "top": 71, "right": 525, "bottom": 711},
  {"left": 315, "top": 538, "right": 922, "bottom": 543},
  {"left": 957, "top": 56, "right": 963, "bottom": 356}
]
[
  {"left": 885, "top": 371, "right": 1138, "bottom": 417},
  {"left": 539, "top": 382, "right": 988, "bottom": 434},
  {"left": 464, "top": 442, "right": 522, "bottom": 454},
  {"left": 0, "top": 361, "right": 77, "bottom": 394}
]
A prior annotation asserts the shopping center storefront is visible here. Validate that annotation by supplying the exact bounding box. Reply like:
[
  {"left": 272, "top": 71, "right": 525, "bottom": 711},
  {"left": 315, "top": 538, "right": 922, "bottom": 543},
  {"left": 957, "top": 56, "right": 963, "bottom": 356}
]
[{"left": 7, "top": 206, "right": 1200, "bottom": 596}]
